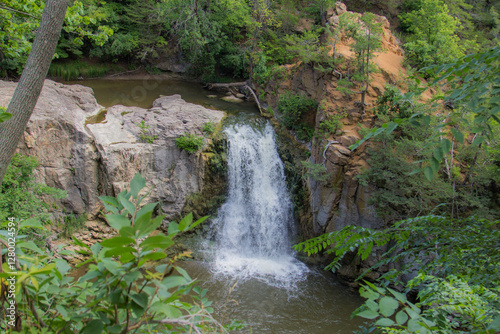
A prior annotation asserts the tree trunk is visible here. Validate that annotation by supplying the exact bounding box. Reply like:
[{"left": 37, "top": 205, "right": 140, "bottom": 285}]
[{"left": 0, "top": 0, "right": 69, "bottom": 184}]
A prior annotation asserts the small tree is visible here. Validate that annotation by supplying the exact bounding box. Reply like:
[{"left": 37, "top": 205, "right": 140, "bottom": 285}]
[{"left": 339, "top": 12, "right": 383, "bottom": 113}]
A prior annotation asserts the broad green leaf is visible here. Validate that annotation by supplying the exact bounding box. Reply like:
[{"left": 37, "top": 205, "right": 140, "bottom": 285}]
[
  {"left": 359, "top": 286, "right": 380, "bottom": 300},
  {"left": 30, "top": 263, "right": 56, "bottom": 275},
  {"left": 0, "top": 112, "right": 12, "bottom": 123},
  {"left": 134, "top": 210, "right": 152, "bottom": 235},
  {"left": 139, "top": 214, "right": 166, "bottom": 237},
  {"left": 407, "top": 318, "right": 423, "bottom": 333},
  {"left": 450, "top": 128, "right": 464, "bottom": 144},
  {"left": 106, "top": 325, "right": 122, "bottom": 334},
  {"left": 81, "top": 319, "right": 104, "bottom": 334},
  {"left": 433, "top": 148, "right": 443, "bottom": 161},
  {"left": 79, "top": 269, "right": 102, "bottom": 282},
  {"left": 120, "top": 226, "right": 136, "bottom": 237},
  {"left": 138, "top": 252, "right": 167, "bottom": 266},
  {"left": 472, "top": 135, "right": 485, "bottom": 146},
  {"left": 106, "top": 214, "right": 130, "bottom": 231},
  {"left": 190, "top": 215, "right": 210, "bottom": 230},
  {"left": 163, "top": 275, "right": 188, "bottom": 290},
  {"left": 379, "top": 296, "right": 399, "bottom": 317},
  {"left": 440, "top": 139, "right": 451, "bottom": 153},
  {"left": 178, "top": 213, "right": 193, "bottom": 231},
  {"left": 135, "top": 202, "right": 158, "bottom": 222},
  {"left": 140, "top": 235, "right": 173, "bottom": 251},
  {"left": 396, "top": 310, "right": 409, "bottom": 325},
  {"left": 130, "top": 173, "right": 146, "bottom": 199},
  {"left": 100, "top": 236, "right": 134, "bottom": 248},
  {"left": 91, "top": 243, "right": 102, "bottom": 256},
  {"left": 175, "top": 266, "right": 192, "bottom": 281},
  {"left": 31, "top": 276, "right": 39, "bottom": 290},
  {"left": 118, "top": 193, "right": 135, "bottom": 215},
  {"left": 168, "top": 222, "right": 179, "bottom": 235},
  {"left": 388, "top": 288, "right": 407, "bottom": 303},
  {"left": 429, "top": 157, "right": 440, "bottom": 173},
  {"left": 19, "top": 241, "right": 44, "bottom": 254},
  {"left": 424, "top": 166, "right": 434, "bottom": 181},
  {"left": 355, "top": 309, "right": 379, "bottom": 319},
  {"left": 104, "top": 246, "right": 135, "bottom": 257},
  {"left": 375, "top": 318, "right": 395, "bottom": 327},
  {"left": 131, "top": 292, "right": 148, "bottom": 308},
  {"left": 99, "top": 196, "right": 119, "bottom": 208},
  {"left": 366, "top": 299, "right": 379, "bottom": 312}
]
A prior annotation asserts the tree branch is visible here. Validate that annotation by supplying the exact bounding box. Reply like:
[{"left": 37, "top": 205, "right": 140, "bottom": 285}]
[{"left": 0, "top": 5, "right": 40, "bottom": 19}]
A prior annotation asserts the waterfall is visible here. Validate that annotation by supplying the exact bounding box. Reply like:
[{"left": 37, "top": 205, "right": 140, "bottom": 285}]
[{"left": 212, "top": 121, "right": 308, "bottom": 286}]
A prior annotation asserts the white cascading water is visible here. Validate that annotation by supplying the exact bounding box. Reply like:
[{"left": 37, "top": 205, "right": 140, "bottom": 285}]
[{"left": 212, "top": 122, "right": 308, "bottom": 286}]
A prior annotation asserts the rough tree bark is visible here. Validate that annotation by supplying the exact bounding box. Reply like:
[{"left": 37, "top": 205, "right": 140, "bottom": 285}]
[{"left": 0, "top": 0, "right": 70, "bottom": 184}]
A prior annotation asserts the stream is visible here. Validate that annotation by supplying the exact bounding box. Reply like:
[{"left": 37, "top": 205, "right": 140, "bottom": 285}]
[{"left": 66, "top": 78, "right": 364, "bottom": 333}]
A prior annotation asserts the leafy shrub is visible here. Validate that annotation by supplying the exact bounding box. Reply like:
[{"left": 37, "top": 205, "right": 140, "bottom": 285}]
[
  {"left": 0, "top": 154, "right": 66, "bottom": 223},
  {"left": 301, "top": 161, "right": 330, "bottom": 182},
  {"left": 277, "top": 93, "right": 318, "bottom": 130},
  {"left": 376, "top": 84, "right": 415, "bottom": 119},
  {"left": 61, "top": 213, "right": 87, "bottom": 238},
  {"left": 296, "top": 124, "right": 315, "bottom": 142},
  {"left": 0, "top": 173, "right": 227, "bottom": 333},
  {"left": 202, "top": 121, "right": 216, "bottom": 135},
  {"left": 176, "top": 134, "right": 205, "bottom": 153},
  {"left": 318, "top": 113, "right": 345, "bottom": 137},
  {"left": 295, "top": 215, "right": 500, "bottom": 333},
  {"left": 252, "top": 52, "right": 285, "bottom": 85}
]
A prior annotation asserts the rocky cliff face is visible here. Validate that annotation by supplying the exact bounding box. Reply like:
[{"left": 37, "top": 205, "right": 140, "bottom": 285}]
[
  {"left": 0, "top": 80, "right": 225, "bottom": 220},
  {"left": 258, "top": 2, "right": 404, "bottom": 242}
]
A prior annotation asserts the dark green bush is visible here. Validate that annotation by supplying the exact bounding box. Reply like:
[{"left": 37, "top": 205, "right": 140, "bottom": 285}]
[{"left": 277, "top": 93, "right": 318, "bottom": 131}]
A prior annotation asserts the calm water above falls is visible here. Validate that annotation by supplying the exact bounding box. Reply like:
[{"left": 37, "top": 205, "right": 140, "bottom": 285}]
[{"left": 68, "top": 78, "right": 364, "bottom": 333}]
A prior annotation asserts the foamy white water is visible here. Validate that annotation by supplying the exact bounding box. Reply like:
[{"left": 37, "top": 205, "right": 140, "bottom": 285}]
[{"left": 212, "top": 122, "right": 308, "bottom": 287}]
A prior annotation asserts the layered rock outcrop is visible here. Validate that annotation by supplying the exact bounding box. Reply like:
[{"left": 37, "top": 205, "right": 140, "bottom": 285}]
[
  {"left": 257, "top": 2, "right": 404, "bottom": 239},
  {"left": 0, "top": 80, "right": 225, "bottom": 220}
]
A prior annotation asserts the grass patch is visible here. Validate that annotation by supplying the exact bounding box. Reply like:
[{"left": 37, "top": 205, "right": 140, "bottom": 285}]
[
  {"left": 49, "top": 61, "right": 121, "bottom": 80},
  {"left": 61, "top": 213, "right": 87, "bottom": 239}
]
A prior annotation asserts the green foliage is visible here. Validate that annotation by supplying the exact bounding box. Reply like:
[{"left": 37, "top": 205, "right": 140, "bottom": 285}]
[
  {"left": 318, "top": 112, "right": 345, "bottom": 137},
  {"left": 295, "top": 215, "right": 500, "bottom": 333},
  {"left": 0, "top": 106, "right": 12, "bottom": 123},
  {"left": 0, "top": 173, "right": 224, "bottom": 333},
  {"left": 252, "top": 52, "right": 285, "bottom": 85},
  {"left": 136, "top": 120, "right": 157, "bottom": 144},
  {"left": 375, "top": 84, "right": 415, "bottom": 119},
  {"left": 301, "top": 160, "right": 330, "bottom": 182},
  {"left": 334, "top": 12, "right": 384, "bottom": 109},
  {"left": 202, "top": 121, "right": 216, "bottom": 135},
  {"left": 295, "top": 215, "right": 500, "bottom": 287},
  {"left": 0, "top": 154, "right": 66, "bottom": 223},
  {"left": 284, "top": 28, "right": 331, "bottom": 65},
  {"left": 277, "top": 92, "right": 318, "bottom": 132},
  {"left": 176, "top": 134, "right": 205, "bottom": 153},
  {"left": 399, "top": 0, "right": 465, "bottom": 69},
  {"left": 353, "top": 276, "right": 500, "bottom": 333},
  {"left": 0, "top": 0, "right": 112, "bottom": 75},
  {"left": 61, "top": 213, "right": 87, "bottom": 239}
]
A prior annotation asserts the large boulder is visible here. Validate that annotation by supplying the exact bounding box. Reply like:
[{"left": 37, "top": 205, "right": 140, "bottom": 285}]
[{"left": 0, "top": 80, "right": 225, "bottom": 220}]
